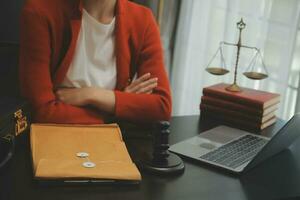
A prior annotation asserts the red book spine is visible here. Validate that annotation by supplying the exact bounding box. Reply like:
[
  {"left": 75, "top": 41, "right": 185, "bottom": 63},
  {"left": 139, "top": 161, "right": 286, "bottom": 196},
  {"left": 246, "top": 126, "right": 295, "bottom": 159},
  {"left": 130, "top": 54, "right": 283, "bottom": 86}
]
[
  {"left": 200, "top": 96, "right": 278, "bottom": 117},
  {"left": 201, "top": 111, "right": 276, "bottom": 130},
  {"left": 203, "top": 89, "right": 263, "bottom": 109},
  {"left": 202, "top": 84, "right": 280, "bottom": 109},
  {"left": 200, "top": 103, "right": 275, "bottom": 123}
]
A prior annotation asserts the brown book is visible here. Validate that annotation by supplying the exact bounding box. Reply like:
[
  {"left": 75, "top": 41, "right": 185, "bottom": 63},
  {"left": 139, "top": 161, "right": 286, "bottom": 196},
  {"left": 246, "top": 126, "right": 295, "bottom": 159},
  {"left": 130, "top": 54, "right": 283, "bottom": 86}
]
[
  {"left": 201, "top": 96, "right": 278, "bottom": 117},
  {"left": 202, "top": 83, "right": 280, "bottom": 109},
  {"left": 201, "top": 111, "right": 277, "bottom": 130},
  {"left": 200, "top": 103, "right": 275, "bottom": 124}
]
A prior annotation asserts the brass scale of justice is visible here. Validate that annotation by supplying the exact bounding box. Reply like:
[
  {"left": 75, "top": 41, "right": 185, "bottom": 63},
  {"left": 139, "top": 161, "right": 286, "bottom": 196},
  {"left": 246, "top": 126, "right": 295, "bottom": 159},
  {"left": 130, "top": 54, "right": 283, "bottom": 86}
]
[{"left": 205, "top": 18, "right": 269, "bottom": 92}]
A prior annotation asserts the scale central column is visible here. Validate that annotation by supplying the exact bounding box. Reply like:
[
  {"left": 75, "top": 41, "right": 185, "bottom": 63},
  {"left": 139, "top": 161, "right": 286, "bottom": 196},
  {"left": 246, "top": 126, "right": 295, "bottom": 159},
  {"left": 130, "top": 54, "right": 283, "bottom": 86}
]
[{"left": 226, "top": 18, "right": 246, "bottom": 93}]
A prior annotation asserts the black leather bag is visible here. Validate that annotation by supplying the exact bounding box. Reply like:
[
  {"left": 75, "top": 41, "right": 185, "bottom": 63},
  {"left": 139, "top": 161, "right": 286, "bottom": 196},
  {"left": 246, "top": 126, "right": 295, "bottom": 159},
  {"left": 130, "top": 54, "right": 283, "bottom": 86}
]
[
  {"left": 0, "top": 97, "right": 30, "bottom": 169},
  {"left": 0, "top": 41, "right": 31, "bottom": 169}
]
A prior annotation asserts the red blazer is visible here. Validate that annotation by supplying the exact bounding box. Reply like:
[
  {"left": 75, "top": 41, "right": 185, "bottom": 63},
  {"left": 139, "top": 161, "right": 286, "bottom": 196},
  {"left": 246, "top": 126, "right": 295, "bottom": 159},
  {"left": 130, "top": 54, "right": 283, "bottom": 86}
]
[{"left": 19, "top": 0, "right": 172, "bottom": 124}]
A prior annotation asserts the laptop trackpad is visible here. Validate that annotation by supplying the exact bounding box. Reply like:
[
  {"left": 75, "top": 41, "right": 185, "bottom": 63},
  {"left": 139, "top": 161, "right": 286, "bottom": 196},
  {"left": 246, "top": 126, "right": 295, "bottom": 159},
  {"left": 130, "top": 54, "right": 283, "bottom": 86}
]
[
  {"left": 169, "top": 126, "right": 249, "bottom": 158},
  {"left": 199, "top": 126, "right": 248, "bottom": 144},
  {"left": 199, "top": 142, "right": 216, "bottom": 150}
]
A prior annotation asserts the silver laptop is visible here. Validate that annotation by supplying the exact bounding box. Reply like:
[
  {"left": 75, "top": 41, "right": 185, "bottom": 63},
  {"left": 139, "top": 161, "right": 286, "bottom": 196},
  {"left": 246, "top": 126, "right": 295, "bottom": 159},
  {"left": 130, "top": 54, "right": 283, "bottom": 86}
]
[{"left": 169, "top": 114, "right": 300, "bottom": 174}]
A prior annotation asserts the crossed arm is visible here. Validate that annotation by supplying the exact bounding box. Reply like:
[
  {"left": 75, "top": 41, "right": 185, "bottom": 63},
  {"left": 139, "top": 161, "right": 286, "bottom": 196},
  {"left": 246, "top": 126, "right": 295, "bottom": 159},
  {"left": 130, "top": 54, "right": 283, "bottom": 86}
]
[{"left": 55, "top": 73, "right": 158, "bottom": 113}]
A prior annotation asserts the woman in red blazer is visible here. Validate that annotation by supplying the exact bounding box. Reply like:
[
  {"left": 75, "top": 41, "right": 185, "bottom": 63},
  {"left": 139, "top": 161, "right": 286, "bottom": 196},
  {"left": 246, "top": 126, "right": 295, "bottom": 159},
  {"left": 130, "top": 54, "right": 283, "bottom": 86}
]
[{"left": 19, "top": 0, "right": 172, "bottom": 124}]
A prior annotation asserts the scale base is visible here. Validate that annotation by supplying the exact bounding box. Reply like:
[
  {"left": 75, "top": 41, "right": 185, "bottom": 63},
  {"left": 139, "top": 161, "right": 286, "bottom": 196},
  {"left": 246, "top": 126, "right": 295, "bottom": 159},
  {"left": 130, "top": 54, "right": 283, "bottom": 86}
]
[
  {"left": 226, "top": 83, "right": 242, "bottom": 92},
  {"left": 142, "top": 153, "right": 185, "bottom": 175}
]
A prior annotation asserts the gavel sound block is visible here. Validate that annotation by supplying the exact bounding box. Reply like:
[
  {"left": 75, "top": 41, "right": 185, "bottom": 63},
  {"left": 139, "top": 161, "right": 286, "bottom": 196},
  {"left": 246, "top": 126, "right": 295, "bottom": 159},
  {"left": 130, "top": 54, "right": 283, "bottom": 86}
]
[{"left": 142, "top": 121, "right": 185, "bottom": 175}]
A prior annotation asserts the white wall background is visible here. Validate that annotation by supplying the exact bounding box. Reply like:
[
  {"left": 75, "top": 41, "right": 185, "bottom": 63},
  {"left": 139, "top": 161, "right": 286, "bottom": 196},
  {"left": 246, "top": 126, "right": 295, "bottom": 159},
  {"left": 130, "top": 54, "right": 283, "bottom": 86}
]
[{"left": 171, "top": 0, "right": 300, "bottom": 120}]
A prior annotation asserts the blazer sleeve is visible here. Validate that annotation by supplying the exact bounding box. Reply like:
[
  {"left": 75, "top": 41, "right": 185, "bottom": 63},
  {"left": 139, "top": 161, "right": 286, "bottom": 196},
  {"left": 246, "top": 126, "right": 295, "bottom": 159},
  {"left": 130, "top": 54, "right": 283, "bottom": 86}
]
[
  {"left": 19, "top": 6, "right": 104, "bottom": 124},
  {"left": 114, "top": 11, "right": 172, "bottom": 123}
]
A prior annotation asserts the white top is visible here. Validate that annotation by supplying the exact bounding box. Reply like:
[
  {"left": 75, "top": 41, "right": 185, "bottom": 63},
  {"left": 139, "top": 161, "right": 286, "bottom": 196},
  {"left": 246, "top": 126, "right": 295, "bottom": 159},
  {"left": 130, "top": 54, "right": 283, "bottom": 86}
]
[{"left": 60, "top": 9, "right": 117, "bottom": 90}]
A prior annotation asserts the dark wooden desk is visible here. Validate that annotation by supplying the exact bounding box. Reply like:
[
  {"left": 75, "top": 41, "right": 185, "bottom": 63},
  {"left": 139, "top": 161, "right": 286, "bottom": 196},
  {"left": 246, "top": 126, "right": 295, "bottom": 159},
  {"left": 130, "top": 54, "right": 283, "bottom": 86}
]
[{"left": 1, "top": 115, "right": 300, "bottom": 200}]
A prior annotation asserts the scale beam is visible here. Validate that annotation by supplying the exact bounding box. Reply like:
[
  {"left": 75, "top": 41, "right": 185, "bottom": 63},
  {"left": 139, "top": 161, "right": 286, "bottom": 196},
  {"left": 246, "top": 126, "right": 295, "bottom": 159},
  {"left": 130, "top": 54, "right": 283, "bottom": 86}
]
[{"left": 222, "top": 42, "right": 259, "bottom": 51}]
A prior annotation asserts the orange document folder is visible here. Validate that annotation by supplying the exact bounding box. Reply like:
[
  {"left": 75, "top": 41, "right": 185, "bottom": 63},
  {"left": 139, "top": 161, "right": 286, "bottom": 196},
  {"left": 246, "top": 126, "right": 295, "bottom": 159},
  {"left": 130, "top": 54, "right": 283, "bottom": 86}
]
[{"left": 30, "top": 124, "right": 141, "bottom": 183}]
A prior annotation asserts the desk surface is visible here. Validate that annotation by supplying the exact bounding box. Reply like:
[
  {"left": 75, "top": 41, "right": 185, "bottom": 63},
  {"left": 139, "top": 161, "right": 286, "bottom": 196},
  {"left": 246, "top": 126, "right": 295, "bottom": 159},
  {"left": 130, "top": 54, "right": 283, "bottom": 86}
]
[{"left": 1, "top": 115, "right": 300, "bottom": 200}]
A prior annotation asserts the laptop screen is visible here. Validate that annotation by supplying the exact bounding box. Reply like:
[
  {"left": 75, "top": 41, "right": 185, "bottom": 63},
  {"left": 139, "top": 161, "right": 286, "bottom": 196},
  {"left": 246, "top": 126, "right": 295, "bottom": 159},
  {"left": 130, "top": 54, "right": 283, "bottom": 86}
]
[{"left": 245, "top": 114, "right": 300, "bottom": 172}]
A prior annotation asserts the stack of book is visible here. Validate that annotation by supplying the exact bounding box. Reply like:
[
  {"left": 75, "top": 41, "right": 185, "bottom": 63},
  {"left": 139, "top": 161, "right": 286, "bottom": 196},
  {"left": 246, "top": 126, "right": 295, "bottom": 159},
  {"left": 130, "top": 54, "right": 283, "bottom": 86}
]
[{"left": 200, "top": 83, "right": 280, "bottom": 131}]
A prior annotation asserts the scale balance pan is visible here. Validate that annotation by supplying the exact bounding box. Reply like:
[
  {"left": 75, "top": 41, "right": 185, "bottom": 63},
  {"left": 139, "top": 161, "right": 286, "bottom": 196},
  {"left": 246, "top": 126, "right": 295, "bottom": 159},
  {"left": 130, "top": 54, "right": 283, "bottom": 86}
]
[
  {"left": 243, "top": 72, "right": 268, "bottom": 80},
  {"left": 206, "top": 67, "right": 229, "bottom": 76}
]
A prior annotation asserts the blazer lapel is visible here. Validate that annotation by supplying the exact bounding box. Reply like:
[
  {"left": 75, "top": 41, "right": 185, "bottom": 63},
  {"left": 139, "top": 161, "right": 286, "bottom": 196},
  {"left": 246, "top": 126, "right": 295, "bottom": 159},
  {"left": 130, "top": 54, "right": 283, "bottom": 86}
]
[
  {"left": 115, "top": 0, "right": 131, "bottom": 91},
  {"left": 53, "top": 0, "right": 82, "bottom": 86}
]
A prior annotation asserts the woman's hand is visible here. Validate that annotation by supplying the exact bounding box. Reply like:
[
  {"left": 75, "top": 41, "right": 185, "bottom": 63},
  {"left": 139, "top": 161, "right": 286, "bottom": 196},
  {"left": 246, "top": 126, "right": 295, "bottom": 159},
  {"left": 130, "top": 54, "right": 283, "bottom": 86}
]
[
  {"left": 124, "top": 73, "right": 158, "bottom": 94},
  {"left": 56, "top": 87, "right": 115, "bottom": 113},
  {"left": 55, "top": 87, "right": 96, "bottom": 107}
]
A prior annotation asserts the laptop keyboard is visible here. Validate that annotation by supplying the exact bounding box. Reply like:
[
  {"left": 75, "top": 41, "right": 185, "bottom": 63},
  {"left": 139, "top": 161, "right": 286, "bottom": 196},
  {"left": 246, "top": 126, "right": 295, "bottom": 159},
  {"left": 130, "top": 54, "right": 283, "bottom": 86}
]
[{"left": 200, "top": 134, "right": 268, "bottom": 169}]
